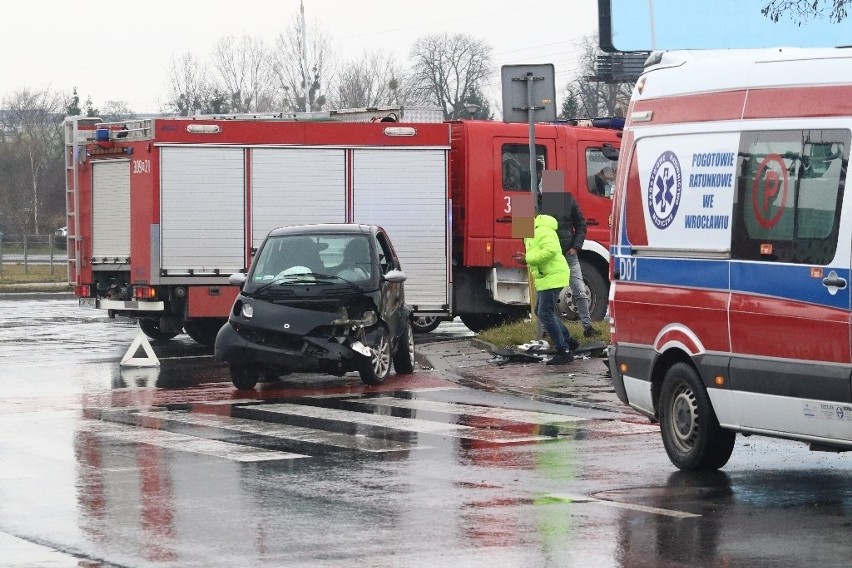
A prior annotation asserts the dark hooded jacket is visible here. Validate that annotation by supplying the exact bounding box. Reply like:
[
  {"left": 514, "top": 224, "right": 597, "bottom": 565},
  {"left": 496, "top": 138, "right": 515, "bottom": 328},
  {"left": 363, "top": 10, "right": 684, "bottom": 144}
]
[{"left": 537, "top": 190, "right": 588, "bottom": 254}]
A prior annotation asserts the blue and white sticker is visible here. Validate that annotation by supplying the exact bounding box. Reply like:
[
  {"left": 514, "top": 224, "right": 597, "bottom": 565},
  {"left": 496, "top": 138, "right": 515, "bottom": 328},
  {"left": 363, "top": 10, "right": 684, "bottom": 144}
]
[
  {"left": 647, "top": 150, "right": 683, "bottom": 230},
  {"left": 636, "top": 134, "right": 738, "bottom": 250}
]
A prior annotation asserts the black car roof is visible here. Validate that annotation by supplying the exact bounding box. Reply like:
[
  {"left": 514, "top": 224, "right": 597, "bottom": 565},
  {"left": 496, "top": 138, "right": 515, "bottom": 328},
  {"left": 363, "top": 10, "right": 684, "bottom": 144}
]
[{"left": 266, "top": 223, "right": 380, "bottom": 238}]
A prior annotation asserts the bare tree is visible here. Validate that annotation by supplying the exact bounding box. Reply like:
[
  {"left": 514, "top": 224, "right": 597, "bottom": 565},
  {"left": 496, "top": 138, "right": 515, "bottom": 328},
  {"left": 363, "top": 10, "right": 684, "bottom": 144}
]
[
  {"left": 210, "top": 34, "right": 276, "bottom": 113},
  {"left": 328, "top": 50, "right": 410, "bottom": 109},
  {"left": 560, "top": 35, "right": 632, "bottom": 119},
  {"left": 165, "top": 52, "right": 221, "bottom": 116},
  {"left": 270, "top": 15, "right": 332, "bottom": 112},
  {"left": 99, "top": 100, "right": 136, "bottom": 122},
  {"left": 1, "top": 89, "right": 65, "bottom": 235},
  {"left": 762, "top": 0, "right": 849, "bottom": 23},
  {"left": 409, "top": 33, "right": 493, "bottom": 120}
]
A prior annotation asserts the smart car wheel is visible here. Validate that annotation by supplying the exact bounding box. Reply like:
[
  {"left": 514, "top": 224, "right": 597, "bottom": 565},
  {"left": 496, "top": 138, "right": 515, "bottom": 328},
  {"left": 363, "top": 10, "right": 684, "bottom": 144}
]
[
  {"left": 659, "top": 362, "right": 736, "bottom": 471},
  {"left": 359, "top": 327, "right": 391, "bottom": 385},
  {"left": 230, "top": 365, "right": 260, "bottom": 390},
  {"left": 393, "top": 320, "right": 415, "bottom": 375}
]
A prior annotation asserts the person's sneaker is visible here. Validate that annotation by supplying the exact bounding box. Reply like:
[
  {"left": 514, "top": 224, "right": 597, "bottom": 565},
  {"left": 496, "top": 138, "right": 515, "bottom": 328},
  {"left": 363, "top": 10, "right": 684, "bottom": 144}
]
[
  {"left": 583, "top": 326, "right": 601, "bottom": 338},
  {"left": 546, "top": 350, "right": 575, "bottom": 365}
]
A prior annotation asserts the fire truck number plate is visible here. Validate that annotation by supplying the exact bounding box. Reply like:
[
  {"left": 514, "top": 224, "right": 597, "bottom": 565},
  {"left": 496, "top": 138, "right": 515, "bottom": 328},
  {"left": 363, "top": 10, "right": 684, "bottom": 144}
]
[{"left": 79, "top": 298, "right": 96, "bottom": 309}]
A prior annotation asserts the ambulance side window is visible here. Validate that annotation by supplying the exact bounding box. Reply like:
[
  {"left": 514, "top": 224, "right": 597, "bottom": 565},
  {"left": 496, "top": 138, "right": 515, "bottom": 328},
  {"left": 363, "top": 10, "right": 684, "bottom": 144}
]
[
  {"left": 731, "top": 129, "right": 850, "bottom": 265},
  {"left": 502, "top": 144, "right": 547, "bottom": 191}
]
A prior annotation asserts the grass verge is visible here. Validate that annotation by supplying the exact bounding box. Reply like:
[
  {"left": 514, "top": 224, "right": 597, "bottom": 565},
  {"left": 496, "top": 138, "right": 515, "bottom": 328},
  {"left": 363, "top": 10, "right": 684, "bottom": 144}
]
[
  {"left": 0, "top": 264, "right": 71, "bottom": 292},
  {"left": 476, "top": 318, "right": 609, "bottom": 348}
]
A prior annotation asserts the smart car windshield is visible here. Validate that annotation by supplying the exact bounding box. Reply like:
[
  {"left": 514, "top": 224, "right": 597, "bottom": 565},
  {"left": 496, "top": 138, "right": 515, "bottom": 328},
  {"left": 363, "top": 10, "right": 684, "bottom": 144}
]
[{"left": 248, "top": 234, "right": 373, "bottom": 291}]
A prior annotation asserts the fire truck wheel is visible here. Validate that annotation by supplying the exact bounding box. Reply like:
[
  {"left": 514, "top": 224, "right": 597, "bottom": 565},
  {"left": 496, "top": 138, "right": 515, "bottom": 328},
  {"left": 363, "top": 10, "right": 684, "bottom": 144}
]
[
  {"left": 359, "top": 326, "right": 392, "bottom": 385},
  {"left": 138, "top": 318, "right": 179, "bottom": 341},
  {"left": 230, "top": 365, "right": 260, "bottom": 390},
  {"left": 392, "top": 320, "right": 415, "bottom": 375},
  {"left": 659, "top": 362, "right": 736, "bottom": 471},
  {"left": 411, "top": 315, "right": 442, "bottom": 334},
  {"left": 460, "top": 313, "right": 521, "bottom": 332},
  {"left": 558, "top": 260, "right": 609, "bottom": 323},
  {"left": 184, "top": 318, "right": 226, "bottom": 348}
]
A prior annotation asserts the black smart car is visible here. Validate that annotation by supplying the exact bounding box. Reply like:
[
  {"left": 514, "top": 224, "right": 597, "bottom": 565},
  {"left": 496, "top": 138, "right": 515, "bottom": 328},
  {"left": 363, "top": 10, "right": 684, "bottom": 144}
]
[{"left": 215, "top": 224, "right": 415, "bottom": 389}]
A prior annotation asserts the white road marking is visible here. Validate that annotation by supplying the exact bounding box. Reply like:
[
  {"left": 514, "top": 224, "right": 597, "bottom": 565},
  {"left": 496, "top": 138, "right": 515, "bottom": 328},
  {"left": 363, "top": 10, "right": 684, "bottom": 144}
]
[
  {"left": 258, "top": 403, "right": 553, "bottom": 443},
  {"left": 134, "top": 410, "right": 425, "bottom": 453},
  {"left": 347, "top": 397, "right": 584, "bottom": 425},
  {"left": 548, "top": 493, "right": 701, "bottom": 518},
  {"left": 303, "top": 386, "right": 461, "bottom": 399},
  {"left": 345, "top": 397, "right": 659, "bottom": 436},
  {"left": 79, "top": 419, "right": 306, "bottom": 462}
]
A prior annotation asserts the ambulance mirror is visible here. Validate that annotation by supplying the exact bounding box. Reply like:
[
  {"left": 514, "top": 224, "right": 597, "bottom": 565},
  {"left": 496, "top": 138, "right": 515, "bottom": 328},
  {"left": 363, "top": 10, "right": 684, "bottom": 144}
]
[{"left": 599, "top": 0, "right": 852, "bottom": 52}]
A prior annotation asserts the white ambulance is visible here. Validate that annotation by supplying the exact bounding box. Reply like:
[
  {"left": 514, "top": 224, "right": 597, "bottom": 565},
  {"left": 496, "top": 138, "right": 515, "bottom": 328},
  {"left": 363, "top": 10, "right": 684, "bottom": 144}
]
[{"left": 609, "top": 47, "right": 852, "bottom": 470}]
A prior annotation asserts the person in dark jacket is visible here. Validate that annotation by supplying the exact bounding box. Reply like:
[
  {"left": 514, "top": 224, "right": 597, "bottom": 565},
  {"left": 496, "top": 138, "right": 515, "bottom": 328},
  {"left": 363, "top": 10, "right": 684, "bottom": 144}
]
[{"left": 536, "top": 161, "right": 600, "bottom": 337}]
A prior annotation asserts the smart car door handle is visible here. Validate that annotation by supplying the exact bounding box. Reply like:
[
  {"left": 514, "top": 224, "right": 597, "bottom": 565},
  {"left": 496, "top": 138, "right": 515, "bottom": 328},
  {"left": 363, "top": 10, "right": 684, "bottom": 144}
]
[{"left": 586, "top": 218, "right": 600, "bottom": 226}]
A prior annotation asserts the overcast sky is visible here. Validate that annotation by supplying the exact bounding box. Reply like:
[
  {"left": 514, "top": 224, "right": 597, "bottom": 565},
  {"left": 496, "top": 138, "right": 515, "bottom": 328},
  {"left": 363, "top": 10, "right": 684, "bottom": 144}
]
[{"left": 3, "top": 0, "right": 598, "bottom": 113}]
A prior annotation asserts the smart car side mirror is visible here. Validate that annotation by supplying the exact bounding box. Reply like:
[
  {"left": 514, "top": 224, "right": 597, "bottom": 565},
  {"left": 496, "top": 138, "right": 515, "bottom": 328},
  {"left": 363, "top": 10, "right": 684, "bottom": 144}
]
[
  {"left": 229, "top": 273, "right": 247, "bottom": 287},
  {"left": 383, "top": 269, "right": 407, "bottom": 283}
]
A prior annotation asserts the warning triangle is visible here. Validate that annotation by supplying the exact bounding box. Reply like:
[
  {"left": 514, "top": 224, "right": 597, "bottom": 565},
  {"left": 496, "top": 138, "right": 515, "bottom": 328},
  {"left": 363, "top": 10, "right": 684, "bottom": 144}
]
[{"left": 121, "top": 331, "right": 161, "bottom": 367}]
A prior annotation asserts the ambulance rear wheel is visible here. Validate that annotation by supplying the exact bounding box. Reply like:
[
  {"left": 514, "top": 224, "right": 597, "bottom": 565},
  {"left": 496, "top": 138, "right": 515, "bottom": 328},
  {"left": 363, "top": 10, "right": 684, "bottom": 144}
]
[
  {"left": 659, "top": 362, "right": 736, "bottom": 471},
  {"left": 138, "top": 318, "right": 179, "bottom": 342}
]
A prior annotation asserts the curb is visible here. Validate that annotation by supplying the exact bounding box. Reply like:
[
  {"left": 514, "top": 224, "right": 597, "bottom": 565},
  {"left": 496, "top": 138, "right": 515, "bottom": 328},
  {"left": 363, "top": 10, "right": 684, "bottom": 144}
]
[
  {"left": 0, "top": 291, "right": 76, "bottom": 301},
  {"left": 416, "top": 337, "right": 626, "bottom": 415}
]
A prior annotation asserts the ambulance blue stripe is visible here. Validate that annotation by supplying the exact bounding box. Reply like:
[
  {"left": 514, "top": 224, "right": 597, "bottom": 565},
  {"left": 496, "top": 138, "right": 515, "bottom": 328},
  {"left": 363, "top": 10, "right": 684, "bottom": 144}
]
[
  {"left": 619, "top": 257, "right": 729, "bottom": 289},
  {"left": 617, "top": 257, "right": 850, "bottom": 310},
  {"left": 730, "top": 261, "right": 850, "bottom": 310}
]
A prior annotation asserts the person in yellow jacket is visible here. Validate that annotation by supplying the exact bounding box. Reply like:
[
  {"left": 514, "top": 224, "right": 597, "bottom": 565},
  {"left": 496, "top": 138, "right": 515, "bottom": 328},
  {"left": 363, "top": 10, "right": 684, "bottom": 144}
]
[{"left": 514, "top": 213, "right": 577, "bottom": 365}]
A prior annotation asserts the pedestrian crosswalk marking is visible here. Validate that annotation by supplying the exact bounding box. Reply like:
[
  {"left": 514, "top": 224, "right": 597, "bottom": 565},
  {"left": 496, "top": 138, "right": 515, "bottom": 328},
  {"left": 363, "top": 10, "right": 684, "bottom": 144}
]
[
  {"left": 347, "top": 397, "right": 659, "bottom": 435},
  {"left": 257, "top": 403, "right": 553, "bottom": 443},
  {"left": 546, "top": 493, "right": 701, "bottom": 519},
  {"left": 79, "top": 419, "right": 307, "bottom": 462},
  {"left": 347, "top": 397, "right": 585, "bottom": 425},
  {"left": 134, "top": 410, "right": 426, "bottom": 453},
  {"left": 305, "top": 386, "right": 461, "bottom": 399}
]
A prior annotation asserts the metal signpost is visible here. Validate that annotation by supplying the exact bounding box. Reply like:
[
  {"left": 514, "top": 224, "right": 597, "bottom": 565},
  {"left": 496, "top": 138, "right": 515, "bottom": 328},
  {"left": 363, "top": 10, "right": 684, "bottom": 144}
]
[
  {"left": 501, "top": 64, "right": 557, "bottom": 193},
  {"left": 501, "top": 65, "right": 557, "bottom": 327}
]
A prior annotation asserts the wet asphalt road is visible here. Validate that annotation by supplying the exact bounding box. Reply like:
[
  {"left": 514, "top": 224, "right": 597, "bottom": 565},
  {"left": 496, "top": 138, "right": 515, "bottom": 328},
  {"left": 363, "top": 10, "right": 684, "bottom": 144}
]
[{"left": 1, "top": 297, "right": 852, "bottom": 567}]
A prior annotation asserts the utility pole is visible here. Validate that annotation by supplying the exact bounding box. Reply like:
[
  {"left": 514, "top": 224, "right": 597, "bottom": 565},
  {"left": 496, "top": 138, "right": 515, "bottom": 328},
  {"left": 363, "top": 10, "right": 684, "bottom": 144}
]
[{"left": 300, "top": 0, "right": 311, "bottom": 112}]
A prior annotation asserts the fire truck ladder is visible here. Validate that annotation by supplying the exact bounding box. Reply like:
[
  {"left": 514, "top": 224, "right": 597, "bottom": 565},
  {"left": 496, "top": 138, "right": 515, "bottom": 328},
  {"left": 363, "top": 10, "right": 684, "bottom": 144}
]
[{"left": 63, "top": 117, "right": 101, "bottom": 286}]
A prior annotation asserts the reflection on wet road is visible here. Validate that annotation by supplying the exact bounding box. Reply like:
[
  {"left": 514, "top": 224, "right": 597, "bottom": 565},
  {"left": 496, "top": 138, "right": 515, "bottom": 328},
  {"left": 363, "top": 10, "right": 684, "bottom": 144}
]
[{"left": 2, "top": 298, "right": 852, "bottom": 567}]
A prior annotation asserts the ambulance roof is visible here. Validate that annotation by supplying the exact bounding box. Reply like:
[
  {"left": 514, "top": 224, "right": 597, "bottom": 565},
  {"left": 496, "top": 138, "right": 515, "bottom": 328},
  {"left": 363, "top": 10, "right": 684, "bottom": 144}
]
[{"left": 636, "top": 47, "right": 852, "bottom": 100}]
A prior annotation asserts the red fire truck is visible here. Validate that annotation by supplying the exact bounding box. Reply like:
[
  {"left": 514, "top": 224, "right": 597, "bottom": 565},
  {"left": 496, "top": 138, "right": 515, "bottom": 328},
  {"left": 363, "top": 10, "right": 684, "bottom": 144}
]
[{"left": 64, "top": 108, "right": 620, "bottom": 345}]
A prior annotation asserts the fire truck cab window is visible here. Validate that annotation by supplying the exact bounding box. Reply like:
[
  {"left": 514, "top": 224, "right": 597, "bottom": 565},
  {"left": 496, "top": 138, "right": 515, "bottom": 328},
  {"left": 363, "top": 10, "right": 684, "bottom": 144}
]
[
  {"left": 586, "top": 148, "right": 617, "bottom": 198},
  {"left": 732, "top": 129, "right": 849, "bottom": 265},
  {"left": 502, "top": 144, "right": 546, "bottom": 191}
]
